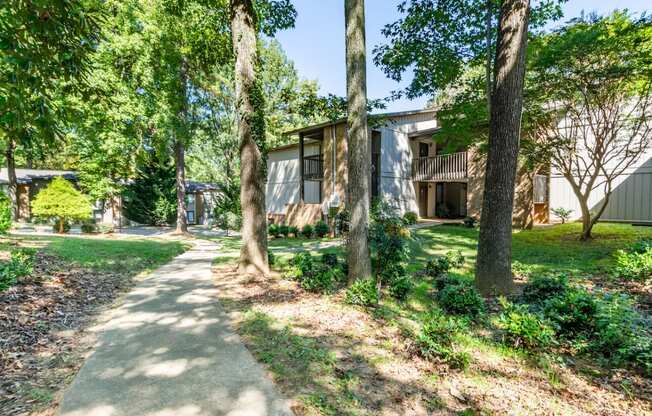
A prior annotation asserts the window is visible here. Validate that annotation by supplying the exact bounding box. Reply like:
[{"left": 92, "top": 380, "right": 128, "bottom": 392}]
[
  {"left": 186, "top": 194, "right": 196, "bottom": 224},
  {"left": 533, "top": 175, "right": 548, "bottom": 204}
]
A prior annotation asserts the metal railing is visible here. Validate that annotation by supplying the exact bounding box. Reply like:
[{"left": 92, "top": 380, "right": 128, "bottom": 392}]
[
  {"left": 303, "top": 154, "right": 324, "bottom": 181},
  {"left": 412, "top": 152, "right": 468, "bottom": 181}
]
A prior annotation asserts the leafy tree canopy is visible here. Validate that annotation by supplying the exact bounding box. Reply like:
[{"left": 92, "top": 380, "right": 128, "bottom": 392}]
[{"left": 31, "top": 177, "right": 92, "bottom": 232}]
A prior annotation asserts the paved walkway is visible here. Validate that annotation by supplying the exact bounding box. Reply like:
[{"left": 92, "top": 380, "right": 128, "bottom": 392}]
[{"left": 59, "top": 239, "right": 292, "bottom": 416}]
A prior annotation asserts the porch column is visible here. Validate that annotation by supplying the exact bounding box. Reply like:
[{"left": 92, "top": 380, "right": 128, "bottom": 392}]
[{"left": 299, "top": 132, "right": 305, "bottom": 202}]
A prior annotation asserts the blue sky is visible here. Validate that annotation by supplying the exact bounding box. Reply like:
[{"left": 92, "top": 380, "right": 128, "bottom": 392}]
[{"left": 273, "top": 0, "right": 650, "bottom": 113}]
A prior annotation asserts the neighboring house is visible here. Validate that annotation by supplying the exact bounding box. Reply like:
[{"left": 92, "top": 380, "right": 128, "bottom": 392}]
[
  {"left": 0, "top": 168, "right": 220, "bottom": 226},
  {"left": 266, "top": 109, "right": 550, "bottom": 228}
]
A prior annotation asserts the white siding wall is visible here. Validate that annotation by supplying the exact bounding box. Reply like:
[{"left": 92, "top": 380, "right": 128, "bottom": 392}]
[
  {"left": 549, "top": 151, "right": 652, "bottom": 223},
  {"left": 266, "top": 144, "right": 320, "bottom": 214}
]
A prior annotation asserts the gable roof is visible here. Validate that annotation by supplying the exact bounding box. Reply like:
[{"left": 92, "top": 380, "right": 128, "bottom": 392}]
[{"left": 0, "top": 168, "right": 77, "bottom": 185}]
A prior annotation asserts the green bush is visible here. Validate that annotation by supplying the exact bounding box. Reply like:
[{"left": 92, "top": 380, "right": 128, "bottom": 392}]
[
  {"left": 279, "top": 224, "right": 290, "bottom": 238},
  {"left": 543, "top": 288, "right": 598, "bottom": 336},
  {"left": 416, "top": 313, "right": 471, "bottom": 369},
  {"left": 268, "top": 223, "right": 281, "bottom": 238},
  {"left": 32, "top": 177, "right": 92, "bottom": 233},
  {"left": 314, "top": 220, "right": 329, "bottom": 238},
  {"left": 388, "top": 275, "right": 412, "bottom": 300},
  {"left": 267, "top": 249, "right": 276, "bottom": 266},
  {"left": 300, "top": 267, "right": 342, "bottom": 292},
  {"left": 434, "top": 274, "right": 465, "bottom": 291},
  {"left": 522, "top": 274, "right": 570, "bottom": 304},
  {"left": 288, "top": 226, "right": 299, "bottom": 237},
  {"left": 496, "top": 298, "right": 555, "bottom": 350},
  {"left": 437, "top": 280, "right": 485, "bottom": 317},
  {"left": 321, "top": 253, "right": 338, "bottom": 267},
  {"left": 613, "top": 244, "right": 652, "bottom": 282},
  {"left": 425, "top": 250, "right": 464, "bottom": 278},
  {"left": 0, "top": 249, "right": 35, "bottom": 291},
  {"left": 345, "top": 278, "right": 379, "bottom": 306},
  {"left": 301, "top": 224, "right": 314, "bottom": 238},
  {"left": 402, "top": 211, "right": 418, "bottom": 225},
  {"left": 462, "top": 216, "right": 477, "bottom": 228},
  {"left": 81, "top": 222, "right": 98, "bottom": 234},
  {"left": 0, "top": 192, "right": 12, "bottom": 234}
]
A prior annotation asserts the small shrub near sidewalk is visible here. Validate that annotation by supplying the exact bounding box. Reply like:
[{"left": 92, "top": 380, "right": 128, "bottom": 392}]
[
  {"left": 268, "top": 223, "right": 281, "bottom": 238},
  {"left": 279, "top": 224, "right": 290, "bottom": 238},
  {"left": 0, "top": 192, "right": 12, "bottom": 234},
  {"left": 81, "top": 222, "right": 98, "bottom": 234},
  {"left": 402, "top": 211, "right": 418, "bottom": 225},
  {"left": 436, "top": 280, "right": 485, "bottom": 318},
  {"left": 416, "top": 313, "right": 471, "bottom": 369},
  {"left": 425, "top": 250, "right": 464, "bottom": 278},
  {"left": 285, "top": 251, "right": 345, "bottom": 292},
  {"left": 288, "top": 226, "right": 299, "bottom": 238},
  {"left": 314, "top": 220, "right": 329, "bottom": 238},
  {"left": 301, "top": 224, "right": 314, "bottom": 239}
]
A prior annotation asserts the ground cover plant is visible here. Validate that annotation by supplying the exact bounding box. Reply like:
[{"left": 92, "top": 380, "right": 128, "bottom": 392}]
[
  {"left": 210, "top": 222, "right": 652, "bottom": 414},
  {"left": 0, "top": 236, "right": 188, "bottom": 415}
]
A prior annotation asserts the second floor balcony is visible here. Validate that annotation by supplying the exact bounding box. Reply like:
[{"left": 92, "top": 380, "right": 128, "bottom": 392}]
[{"left": 412, "top": 152, "right": 468, "bottom": 182}]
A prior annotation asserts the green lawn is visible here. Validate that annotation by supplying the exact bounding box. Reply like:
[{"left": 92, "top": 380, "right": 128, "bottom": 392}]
[{"left": 23, "top": 235, "right": 189, "bottom": 274}]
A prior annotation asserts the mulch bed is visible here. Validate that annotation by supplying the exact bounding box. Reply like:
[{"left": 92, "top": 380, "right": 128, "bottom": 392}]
[{"left": 0, "top": 252, "right": 135, "bottom": 416}]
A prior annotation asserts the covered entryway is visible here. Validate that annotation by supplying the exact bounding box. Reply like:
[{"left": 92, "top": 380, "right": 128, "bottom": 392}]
[{"left": 415, "top": 181, "right": 467, "bottom": 219}]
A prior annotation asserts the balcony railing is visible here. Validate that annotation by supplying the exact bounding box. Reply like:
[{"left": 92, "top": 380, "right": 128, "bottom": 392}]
[
  {"left": 303, "top": 154, "right": 324, "bottom": 181},
  {"left": 412, "top": 152, "right": 468, "bottom": 181}
]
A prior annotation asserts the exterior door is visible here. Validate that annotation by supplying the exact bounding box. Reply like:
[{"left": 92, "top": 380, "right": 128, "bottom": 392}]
[
  {"left": 419, "top": 183, "right": 428, "bottom": 218},
  {"left": 419, "top": 142, "right": 429, "bottom": 157}
]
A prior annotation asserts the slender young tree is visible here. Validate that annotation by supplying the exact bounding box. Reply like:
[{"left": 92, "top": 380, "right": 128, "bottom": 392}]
[
  {"left": 475, "top": 0, "right": 531, "bottom": 295},
  {"left": 344, "top": 0, "right": 372, "bottom": 281},
  {"left": 231, "top": 0, "right": 270, "bottom": 274}
]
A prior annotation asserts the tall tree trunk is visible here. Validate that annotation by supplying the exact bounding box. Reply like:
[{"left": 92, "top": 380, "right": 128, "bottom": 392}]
[
  {"left": 231, "top": 0, "right": 269, "bottom": 275},
  {"left": 174, "top": 139, "right": 188, "bottom": 234},
  {"left": 475, "top": 0, "right": 530, "bottom": 296},
  {"left": 5, "top": 138, "right": 18, "bottom": 221},
  {"left": 174, "top": 58, "right": 189, "bottom": 235},
  {"left": 485, "top": 0, "right": 493, "bottom": 114},
  {"left": 344, "top": 0, "right": 372, "bottom": 282}
]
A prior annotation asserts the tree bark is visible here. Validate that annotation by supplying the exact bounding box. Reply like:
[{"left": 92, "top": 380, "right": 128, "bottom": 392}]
[
  {"left": 475, "top": 0, "right": 530, "bottom": 296},
  {"left": 5, "top": 137, "right": 18, "bottom": 221},
  {"left": 231, "top": 0, "right": 269, "bottom": 275},
  {"left": 174, "top": 58, "right": 189, "bottom": 235},
  {"left": 485, "top": 0, "right": 493, "bottom": 115},
  {"left": 344, "top": 0, "right": 372, "bottom": 282},
  {"left": 174, "top": 139, "right": 188, "bottom": 234}
]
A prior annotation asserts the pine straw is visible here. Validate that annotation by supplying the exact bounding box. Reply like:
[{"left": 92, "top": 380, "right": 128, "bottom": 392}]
[
  {"left": 0, "top": 252, "right": 135, "bottom": 416},
  {"left": 213, "top": 265, "right": 652, "bottom": 416}
]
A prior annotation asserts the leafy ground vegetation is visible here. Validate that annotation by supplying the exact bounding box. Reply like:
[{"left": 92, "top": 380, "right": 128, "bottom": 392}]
[
  {"left": 0, "top": 235, "right": 187, "bottom": 416},
  {"left": 212, "top": 222, "right": 652, "bottom": 415}
]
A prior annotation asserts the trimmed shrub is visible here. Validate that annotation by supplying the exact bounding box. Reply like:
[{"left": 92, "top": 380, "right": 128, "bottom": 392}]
[
  {"left": 496, "top": 298, "right": 555, "bottom": 350},
  {"left": 402, "top": 211, "right": 418, "bottom": 225},
  {"left": 81, "top": 222, "right": 98, "bottom": 234},
  {"left": 0, "top": 249, "right": 35, "bottom": 291},
  {"left": 301, "top": 224, "right": 314, "bottom": 238},
  {"left": 345, "top": 278, "right": 379, "bottom": 306},
  {"left": 288, "top": 226, "right": 299, "bottom": 238},
  {"left": 279, "top": 224, "right": 290, "bottom": 238},
  {"left": 416, "top": 313, "right": 471, "bottom": 369},
  {"left": 437, "top": 280, "right": 485, "bottom": 317},
  {"left": 0, "top": 192, "right": 12, "bottom": 234},
  {"left": 268, "top": 223, "right": 281, "bottom": 238},
  {"left": 32, "top": 177, "right": 92, "bottom": 233},
  {"left": 522, "top": 274, "right": 570, "bottom": 304},
  {"left": 388, "top": 275, "right": 412, "bottom": 300},
  {"left": 314, "top": 220, "right": 329, "bottom": 238}
]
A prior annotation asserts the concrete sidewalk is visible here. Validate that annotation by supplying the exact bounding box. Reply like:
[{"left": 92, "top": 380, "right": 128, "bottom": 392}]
[{"left": 59, "top": 239, "right": 292, "bottom": 416}]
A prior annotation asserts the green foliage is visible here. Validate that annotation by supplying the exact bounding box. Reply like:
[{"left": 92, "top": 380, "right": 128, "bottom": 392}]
[
  {"left": 0, "top": 193, "right": 13, "bottom": 234},
  {"left": 267, "top": 249, "right": 276, "bottom": 266},
  {"left": 436, "top": 280, "right": 485, "bottom": 318},
  {"left": 497, "top": 298, "right": 555, "bottom": 350},
  {"left": 416, "top": 313, "right": 470, "bottom": 369},
  {"left": 301, "top": 224, "right": 314, "bottom": 239},
  {"left": 613, "top": 241, "right": 652, "bottom": 282},
  {"left": 402, "top": 211, "right": 418, "bottom": 225},
  {"left": 522, "top": 274, "right": 570, "bottom": 304},
  {"left": 0, "top": 249, "right": 35, "bottom": 291},
  {"left": 345, "top": 278, "right": 379, "bottom": 307},
  {"left": 212, "top": 180, "right": 242, "bottom": 235},
  {"left": 388, "top": 275, "right": 412, "bottom": 300},
  {"left": 543, "top": 288, "right": 598, "bottom": 337},
  {"left": 425, "top": 250, "right": 464, "bottom": 278},
  {"left": 314, "top": 220, "right": 329, "bottom": 238},
  {"left": 551, "top": 207, "right": 573, "bottom": 224},
  {"left": 288, "top": 226, "right": 299, "bottom": 237},
  {"left": 462, "top": 216, "right": 477, "bottom": 228},
  {"left": 285, "top": 251, "right": 344, "bottom": 293},
  {"left": 268, "top": 223, "right": 281, "bottom": 238},
  {"left": 321, "top": 253, "right": 339, "bottom": 268},
  {"left": 122, "top": 154, "right": 177, "bottom": 226},
  {"left": 31, "top": 178, "right": 92, "bottom": 232},
  {"left": 81, "top": 222, "right": 98, "bottom": 234},
  {"left": 279, "top": 224, "right": 290, "bottom": 238}
]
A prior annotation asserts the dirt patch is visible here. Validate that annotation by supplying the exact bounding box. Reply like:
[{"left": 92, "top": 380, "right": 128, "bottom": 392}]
[
  {"left": 0, "top": 252, "right": 137, "bottom": 415},
  {"left": 213, "top": 265, "right": 652, "bottom": 416}
]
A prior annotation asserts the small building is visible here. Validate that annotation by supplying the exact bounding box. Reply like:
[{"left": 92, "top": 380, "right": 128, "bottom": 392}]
[{"left": 0, "top": 168, "right": 219, "bottom": 226}]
